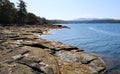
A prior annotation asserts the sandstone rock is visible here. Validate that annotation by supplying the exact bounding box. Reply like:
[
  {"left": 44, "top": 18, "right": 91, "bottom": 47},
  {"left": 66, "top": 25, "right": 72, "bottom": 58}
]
[
  {"left": 0, "top": 62, "right": 35, "bottom": 74},
  {"left": 0, "top": 45, "right": 60, "bottom": 74},
  {"left": 0, "top": 25, "right": 106, "bottom": 74},
  {"left": 55, "top": 50, "right": 106, "bottom": 74}
]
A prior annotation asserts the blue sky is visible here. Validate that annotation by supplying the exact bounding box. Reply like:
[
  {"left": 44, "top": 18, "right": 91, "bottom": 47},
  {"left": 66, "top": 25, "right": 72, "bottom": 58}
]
[{"left": 11, "top": 0, "right": 120, "bottom": 20}]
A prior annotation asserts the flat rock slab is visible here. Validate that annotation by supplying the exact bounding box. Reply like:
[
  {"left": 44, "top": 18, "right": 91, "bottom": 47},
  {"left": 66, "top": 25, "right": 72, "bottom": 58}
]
[
  {"left": 55, "top": 50, "right": 105, "bottom": 74},
  {"left": 0, "top": 25, "right": 106, "bottom": 74}
]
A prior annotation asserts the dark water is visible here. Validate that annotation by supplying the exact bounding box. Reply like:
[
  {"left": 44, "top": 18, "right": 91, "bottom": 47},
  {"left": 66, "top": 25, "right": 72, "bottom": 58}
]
[{"left": 41, "top": 23, "right": 120, "bottom": 73}]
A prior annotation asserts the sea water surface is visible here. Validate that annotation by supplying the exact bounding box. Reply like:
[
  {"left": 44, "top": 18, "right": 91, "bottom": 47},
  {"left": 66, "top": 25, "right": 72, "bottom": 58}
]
[{"left": 41, "top": 23, "right": 120, "bottom": 73}]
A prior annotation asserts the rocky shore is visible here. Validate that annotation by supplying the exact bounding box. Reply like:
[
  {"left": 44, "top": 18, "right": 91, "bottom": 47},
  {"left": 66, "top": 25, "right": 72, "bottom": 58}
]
[{"left": 0, "top": 25, "right": 106, "bottom": 74}]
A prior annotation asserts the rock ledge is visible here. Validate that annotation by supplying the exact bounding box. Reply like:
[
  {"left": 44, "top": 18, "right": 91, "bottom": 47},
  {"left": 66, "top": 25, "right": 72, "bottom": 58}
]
[{"left": 0, "top": 25, "right": 106, "bottom": 74}]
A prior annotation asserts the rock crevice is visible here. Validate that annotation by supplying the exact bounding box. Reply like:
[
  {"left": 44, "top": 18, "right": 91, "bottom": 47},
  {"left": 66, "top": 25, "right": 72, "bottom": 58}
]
[{"left": 0, "top": 25, "right": 106, "bottom": 74}]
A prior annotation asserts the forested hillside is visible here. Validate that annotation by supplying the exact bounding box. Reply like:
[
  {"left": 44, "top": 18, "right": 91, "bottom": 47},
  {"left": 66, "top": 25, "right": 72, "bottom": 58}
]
[{"left": 0, "top": 0, "right": 51, "bottom": 25}]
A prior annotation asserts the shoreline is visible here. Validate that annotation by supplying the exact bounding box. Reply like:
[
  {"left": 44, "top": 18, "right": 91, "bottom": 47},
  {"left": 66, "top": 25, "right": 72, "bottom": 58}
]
[{"left": 0, "top": 25, "right": 106, "bottom": 74}]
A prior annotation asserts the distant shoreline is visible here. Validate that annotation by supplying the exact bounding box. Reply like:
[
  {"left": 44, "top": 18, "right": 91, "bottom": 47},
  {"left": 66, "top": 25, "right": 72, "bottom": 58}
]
[
  {"left": 52, "top": 19, "right": 120, "bottom": 24},
  {"left": 53, "top": 22, "right": 120, "bottom": 24}
]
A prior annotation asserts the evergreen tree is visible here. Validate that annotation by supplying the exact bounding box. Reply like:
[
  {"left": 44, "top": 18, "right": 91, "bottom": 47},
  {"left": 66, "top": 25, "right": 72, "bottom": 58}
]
[
  {"left": 26, "top": 13, "right": 39, "bottom": 24},
  {"left": 0, "top": 0, "right": 16, "bottom": 24},
  {"left": 17, "top": 0, "right": 27, "bottom": 24},
  {"left": 0, "top": 0, "right": 52, "bottom": 25}
]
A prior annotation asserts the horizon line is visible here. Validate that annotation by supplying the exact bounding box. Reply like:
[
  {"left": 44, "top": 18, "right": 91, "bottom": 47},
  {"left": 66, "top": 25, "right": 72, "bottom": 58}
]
[{"left": 47, "top": 17, "right": 120, "bottom": 20}]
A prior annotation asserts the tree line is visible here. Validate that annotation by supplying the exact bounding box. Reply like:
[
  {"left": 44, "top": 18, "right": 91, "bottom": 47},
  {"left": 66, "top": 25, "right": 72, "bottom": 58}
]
[{"left": 0, "top": 0, "right": 51, "bottom": 25}]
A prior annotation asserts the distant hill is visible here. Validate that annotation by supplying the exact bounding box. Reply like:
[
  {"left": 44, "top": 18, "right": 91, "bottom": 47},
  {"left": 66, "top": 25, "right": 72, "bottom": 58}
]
[
  {"left": 52, "top": 18, "right": 120, "bottom": 24},
  {"left": 72, "top": 18, "right": 99, "bottom": 21}
]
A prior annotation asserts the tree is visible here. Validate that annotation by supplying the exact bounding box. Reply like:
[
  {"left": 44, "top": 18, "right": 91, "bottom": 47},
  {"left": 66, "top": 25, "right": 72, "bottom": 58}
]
[
  {"left": 0, "top": 0, "right": 52, "bottom": 25},
  {"left": 26, "top": 13, "right": 39, "bottom": 24},
  {"left": 0, "top": 0, "right": 16, "bottom": 24},
  {"left": 17, "top": 0, "right": 27, "bottom": 24}
]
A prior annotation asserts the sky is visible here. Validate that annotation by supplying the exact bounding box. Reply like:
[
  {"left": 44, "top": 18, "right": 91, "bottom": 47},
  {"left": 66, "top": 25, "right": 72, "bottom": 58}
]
[{"left": 11, "top": 0, "right": 120, "bottom": 20}]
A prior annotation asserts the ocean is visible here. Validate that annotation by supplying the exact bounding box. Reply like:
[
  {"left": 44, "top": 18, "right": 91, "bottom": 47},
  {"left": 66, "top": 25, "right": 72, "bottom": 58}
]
[{"left": 41, "top": 23, "right": 120, "bottom": 73}]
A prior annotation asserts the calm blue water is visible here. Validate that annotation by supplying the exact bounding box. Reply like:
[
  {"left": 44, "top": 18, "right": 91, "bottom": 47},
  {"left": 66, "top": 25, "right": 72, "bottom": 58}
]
[{"left": 41, "top": 23, "right": 120, "bottom": 73}]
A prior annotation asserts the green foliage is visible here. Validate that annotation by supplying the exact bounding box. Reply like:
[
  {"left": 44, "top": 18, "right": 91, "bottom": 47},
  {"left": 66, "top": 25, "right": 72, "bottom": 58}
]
[
  {"left": 0, "top": 0, "right": 52, "bottom": 25},
  {"left": 17, "top": 0, "right": 27, "bottom": 24},
  {"left": 0, "top": 0, "right": 16, "bottom": 24},
  {"left": 26, "top": 13, "right": 39, "bottom": 24}
]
